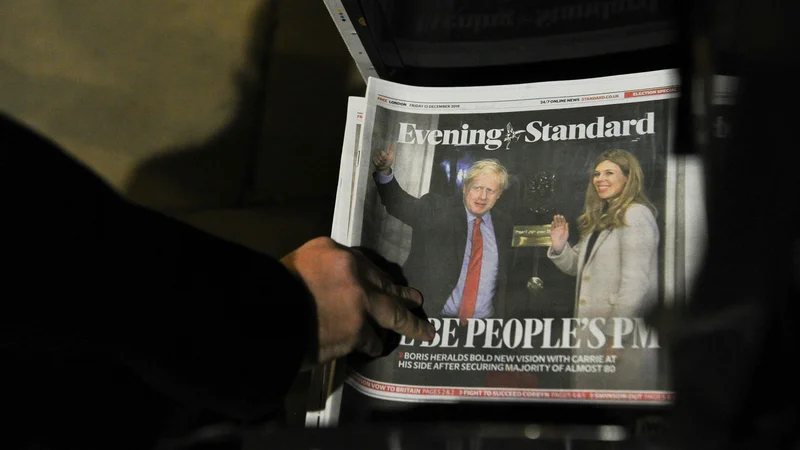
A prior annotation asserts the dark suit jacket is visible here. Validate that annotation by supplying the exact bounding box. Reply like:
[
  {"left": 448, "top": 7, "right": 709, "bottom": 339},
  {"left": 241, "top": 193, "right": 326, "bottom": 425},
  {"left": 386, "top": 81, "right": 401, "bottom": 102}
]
[
  {"left": 375, "top": 175, "right": 514, "bottom": 319},
  {"left": 1, "top": 114, "right": 315, "bottom": 450}
]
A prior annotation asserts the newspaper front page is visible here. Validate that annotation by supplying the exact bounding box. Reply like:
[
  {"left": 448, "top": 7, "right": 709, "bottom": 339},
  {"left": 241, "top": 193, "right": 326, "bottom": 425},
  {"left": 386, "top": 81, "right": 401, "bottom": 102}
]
[{"left": 334, "top": 70, "right": 701, "bottom": 410}]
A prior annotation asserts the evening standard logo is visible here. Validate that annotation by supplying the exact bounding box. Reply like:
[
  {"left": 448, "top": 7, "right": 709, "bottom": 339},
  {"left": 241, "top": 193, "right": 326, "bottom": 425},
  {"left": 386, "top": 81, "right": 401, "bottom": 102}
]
[{"left": 397, "top": 112, "right": 656, "bottom": 150}]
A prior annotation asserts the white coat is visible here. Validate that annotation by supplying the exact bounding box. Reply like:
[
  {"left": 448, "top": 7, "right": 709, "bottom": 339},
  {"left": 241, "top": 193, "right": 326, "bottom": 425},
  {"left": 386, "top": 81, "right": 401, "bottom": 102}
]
[{"left": 548, "top": 203, "right": 660, "bottom": 390}]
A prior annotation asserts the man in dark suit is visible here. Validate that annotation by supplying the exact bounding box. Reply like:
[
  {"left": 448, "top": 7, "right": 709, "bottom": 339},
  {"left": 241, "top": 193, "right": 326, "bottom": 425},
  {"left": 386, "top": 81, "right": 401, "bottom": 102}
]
[
  {"left": 1, "top": 113, "right": 434, "bottom": 450},
  {"left": 372, "top": 145, "right": 514, "bottom": 322}
]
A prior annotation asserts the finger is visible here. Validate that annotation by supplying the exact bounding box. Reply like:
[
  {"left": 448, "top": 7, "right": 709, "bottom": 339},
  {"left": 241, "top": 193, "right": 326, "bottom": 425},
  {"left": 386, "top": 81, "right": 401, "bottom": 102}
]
[
  {"left": 353, "top": 249, "right": 397, "bottom": 288},
  {"left": 348, "top": 248, "right": 431, "bottom": 337},
  {"left": 361, "top": 262, "right": 423, "bottom": 307},
  {"left": 368, "top": 291, "right": 435, "bottom": 341},
  {"left": 357, "top": 323, "right": 384, "bottom": 357},
  {"left": 374, "top": 278, "right": 424, "bottom": 311},
  {"left": 349, "top": 249, "right": 423, "bottom": 310},
  {"left": 391, "top": 285, "right": 424, "bottom": 309},
  {"left": 406, "top": 287, "right": 423, "bottom": 306}
]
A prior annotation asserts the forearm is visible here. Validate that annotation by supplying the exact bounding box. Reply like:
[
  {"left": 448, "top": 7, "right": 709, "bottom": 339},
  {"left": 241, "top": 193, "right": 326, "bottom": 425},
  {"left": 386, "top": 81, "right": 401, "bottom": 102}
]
[
  {"left": 374, "top": 173, "right": 426, "bottom": 225},
  {"left": 107, "top": 201, "right": 316, "bottom": 420},
  {"left": 2, "top": 114, "right": 315, "bottom": 420},
  {"left": 548, "top": 242, "right": 580, "bottom": 276}
]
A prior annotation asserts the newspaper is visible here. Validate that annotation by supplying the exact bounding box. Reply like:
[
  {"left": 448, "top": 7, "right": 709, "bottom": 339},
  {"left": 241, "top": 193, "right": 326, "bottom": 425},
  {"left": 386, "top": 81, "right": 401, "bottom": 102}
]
[
  {"left": 321, "top": 70, "right": 705, "bottom": 419},
  {"left": 331, "top": 97, "right": 367, "bottom": 241},
  {"left": 305, "top": 96, "right": 366, "bottom": 428}
]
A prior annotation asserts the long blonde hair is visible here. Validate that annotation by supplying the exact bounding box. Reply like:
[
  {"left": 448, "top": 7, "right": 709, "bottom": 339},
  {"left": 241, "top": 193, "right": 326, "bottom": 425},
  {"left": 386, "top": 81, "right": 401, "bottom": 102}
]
[{"left": 578, "top": 149, "right": 657, "bottom": 236}]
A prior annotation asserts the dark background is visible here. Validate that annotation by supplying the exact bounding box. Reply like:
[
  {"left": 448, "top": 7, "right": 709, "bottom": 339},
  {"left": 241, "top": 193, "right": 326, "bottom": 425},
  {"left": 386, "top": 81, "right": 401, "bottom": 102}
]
[{"left": 8, "top": 0, "right": 794, "bottom": 448}]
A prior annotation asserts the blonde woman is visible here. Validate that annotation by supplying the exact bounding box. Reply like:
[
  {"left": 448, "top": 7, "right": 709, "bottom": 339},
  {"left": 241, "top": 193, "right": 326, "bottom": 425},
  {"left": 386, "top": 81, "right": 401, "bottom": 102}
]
[{"left": 548, "top": 149, "right": 660, "bottom": 389}]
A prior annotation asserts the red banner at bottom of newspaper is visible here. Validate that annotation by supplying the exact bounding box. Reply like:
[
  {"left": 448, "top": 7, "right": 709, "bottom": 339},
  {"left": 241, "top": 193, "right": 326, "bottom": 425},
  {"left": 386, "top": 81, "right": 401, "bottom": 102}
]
[{"left": 347, "top": 372, "right": 673, "bottom": 404}]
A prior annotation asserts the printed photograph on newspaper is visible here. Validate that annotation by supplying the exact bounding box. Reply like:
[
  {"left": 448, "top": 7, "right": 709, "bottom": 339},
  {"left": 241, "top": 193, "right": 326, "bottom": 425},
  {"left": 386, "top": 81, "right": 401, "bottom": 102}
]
[{"left": 344, "top": 70, "right": 694, "bottom": 406}]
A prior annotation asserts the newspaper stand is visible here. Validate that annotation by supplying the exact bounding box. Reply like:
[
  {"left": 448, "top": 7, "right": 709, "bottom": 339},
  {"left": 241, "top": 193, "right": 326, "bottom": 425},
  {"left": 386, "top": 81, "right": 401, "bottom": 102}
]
[{"left": 307, "top": 1, "right": 687, "bottom": 448}]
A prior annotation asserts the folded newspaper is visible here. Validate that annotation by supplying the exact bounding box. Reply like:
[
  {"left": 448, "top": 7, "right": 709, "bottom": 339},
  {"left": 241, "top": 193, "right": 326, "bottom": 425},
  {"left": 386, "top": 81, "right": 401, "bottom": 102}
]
[{"left": 310, "top": 69, "right": 707, "bottom": 425}]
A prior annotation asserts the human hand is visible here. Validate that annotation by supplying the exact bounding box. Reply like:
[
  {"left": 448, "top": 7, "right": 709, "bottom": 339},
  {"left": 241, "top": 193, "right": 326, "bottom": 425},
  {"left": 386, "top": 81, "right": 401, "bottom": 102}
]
[
  {"left": 371, "top": 143, "right": 395, "bottom": 176},
  {"left": 280, "top": 237, "right": 434, "bottom": 367},
  {"left": 550, "top": 214, "right": 569, "bottom": 254}
]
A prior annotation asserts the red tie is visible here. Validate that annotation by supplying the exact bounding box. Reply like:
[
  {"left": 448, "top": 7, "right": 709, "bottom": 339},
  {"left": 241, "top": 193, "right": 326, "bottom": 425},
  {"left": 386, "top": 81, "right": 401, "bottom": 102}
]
[{"left": 459, "top": 217, "right": 483, "bottom": 325}]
